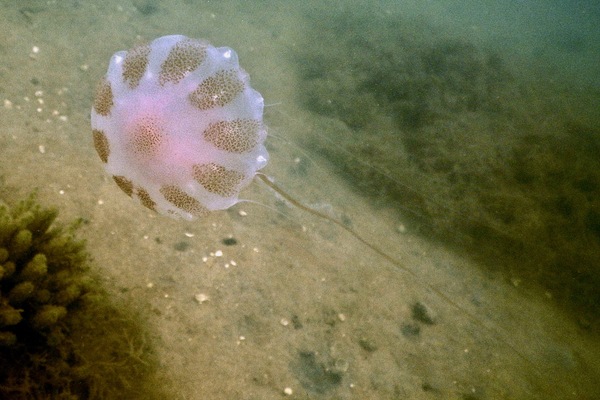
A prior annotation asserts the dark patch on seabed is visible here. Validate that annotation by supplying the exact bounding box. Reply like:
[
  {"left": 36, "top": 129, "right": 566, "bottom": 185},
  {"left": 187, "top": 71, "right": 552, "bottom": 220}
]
[
  {"left": 294, "top": 7, "right": 600, "bottom": 325},
  {"left": 291, "top": 350, "right": 344, "bottom": 394}
]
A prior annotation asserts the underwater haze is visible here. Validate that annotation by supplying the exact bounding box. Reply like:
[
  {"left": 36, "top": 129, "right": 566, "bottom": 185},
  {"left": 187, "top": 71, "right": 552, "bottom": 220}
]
[{"left": 0, "top": 0, "right": 599, "bottom": 399}]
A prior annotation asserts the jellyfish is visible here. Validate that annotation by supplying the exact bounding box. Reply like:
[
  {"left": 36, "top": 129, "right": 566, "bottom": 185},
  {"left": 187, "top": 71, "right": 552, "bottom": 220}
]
[
  {"left": 90, "top": 34, "right": 412, "bottom": 275},
  {"left": 91, "top": 35, "right": 268, "bottom": 220}
]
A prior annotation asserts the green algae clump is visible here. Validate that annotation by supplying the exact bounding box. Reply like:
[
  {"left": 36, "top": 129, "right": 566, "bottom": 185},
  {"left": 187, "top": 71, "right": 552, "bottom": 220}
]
[
  {"left": 0, "top": 194, "right": 88, "bottom": 349},
  {"left": 0, "top": 193, "right": 169, "bottom": 399}
]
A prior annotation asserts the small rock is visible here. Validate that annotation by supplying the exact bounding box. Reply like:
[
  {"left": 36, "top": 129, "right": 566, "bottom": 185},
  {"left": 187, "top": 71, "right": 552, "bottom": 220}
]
[
  {"left": 411, "top": 301, "right": 436, "bottom": 325},
  {"left": 173, "top": 241, "right": 190, "bottom": 251},
  {"left": 222, "top": 237, "right": 237, "bottom": 246},
  {"left": 358, "top": 338, "right": 377, "bottom": 352},
  {"left": 401, "top": 323, "right": 421, "bottom": 338},
  {"left": 194, "top": 293, "right": 209, "bottom": 304}
]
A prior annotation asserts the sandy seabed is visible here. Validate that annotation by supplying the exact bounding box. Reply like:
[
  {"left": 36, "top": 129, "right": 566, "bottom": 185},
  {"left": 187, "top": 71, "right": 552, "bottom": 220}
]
[{"left": 1, "top": 1, "right": 599, "bottom": 398}]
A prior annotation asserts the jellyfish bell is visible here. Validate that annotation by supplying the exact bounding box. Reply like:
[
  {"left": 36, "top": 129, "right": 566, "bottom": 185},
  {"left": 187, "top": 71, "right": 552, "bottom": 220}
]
[{"left": 91, "top": 35, "right": 268, "bottom": 220}]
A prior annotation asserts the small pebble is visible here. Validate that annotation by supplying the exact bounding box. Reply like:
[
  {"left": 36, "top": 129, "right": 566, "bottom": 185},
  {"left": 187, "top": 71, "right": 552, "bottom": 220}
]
[
  {"left": 222, "top": 237, "right": 237, "bottom": 246},
  {"left": 194, "top": 293, "right": 209, "bottom": 304},
  {"left": 411, "top": 301, "right": 436, "bottom": 325},
  {"left": 291, "top": 315, "right": 303, "bottom": 329},
  {"left": 358, "top": 338, "right": 377, "bottom": 352},
  {"left": 283, "top": 387, "right": 293, "bottom": 395},
  {"left": 401, "top": 323, "right": 420, "bottom": 338},
  {"left": 174, "top": 241, "right": 190, "bottom": 251}
]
